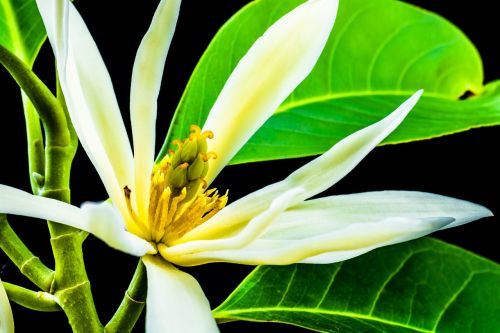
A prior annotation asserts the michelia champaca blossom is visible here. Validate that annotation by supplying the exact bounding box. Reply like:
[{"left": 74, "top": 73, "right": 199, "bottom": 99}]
[
  {"left": 0, "top": 279, "right": 14, "bottom": 333},
  {"left": 0, "top": 0, "right": 492, "bottom": 332}
]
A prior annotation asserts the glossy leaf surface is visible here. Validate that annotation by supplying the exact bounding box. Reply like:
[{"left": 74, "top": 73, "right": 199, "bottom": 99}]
[
  {"left": 0, "top": 0, "right": 45, "bottom": 64},
  {"left": 214, "top": 238, "right": 500, "bottom": 332},
  {"left": 160, "top": 0, "right": 495, "bottom": 164}
]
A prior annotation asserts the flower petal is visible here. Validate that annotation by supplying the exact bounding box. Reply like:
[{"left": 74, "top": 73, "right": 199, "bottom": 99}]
[
  {"left": 167, "top": 191, "right": 491, "bottom": 266},
  {"left": 203, "top": 0, "right": 339, "bottom": 183},
  {"left": 273, "top": 91, "right": 423, "bottom": 199},
  {"left": 263, "top": 191, "right": 492, "bottom": 240},
  {"left": 0, "top": 279, "right": 14, "bottom": 333},
  {"left": 81, "top": 202, "right": 155, "bottom": 256},
  {"left": 142, "top": 255, "right": 219, "bottom": 333},
  {"left": 160, "top": 188, "right": 305, "bottom": 259},
  {"left": 0, "top": 185, "right": 153, "bottom": 256},
  {"left": 131, "top": 0, "right": 181, "bottom": 220},
  {"left": 36, "top": 0, "right": 134, "bottom": 214},
  {"left": 180, "top": 91, "right": 422, "bottom": 243}
]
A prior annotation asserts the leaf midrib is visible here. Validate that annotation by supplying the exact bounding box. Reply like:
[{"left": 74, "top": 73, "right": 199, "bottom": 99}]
[
  {"left": 0, "top": 0, "right": 28, "bottom": 61},
  {"left": 277, "top": 90, "right": 454, "bottom": 114},
  {"left": 215, "top": 307, "right": 433, "bottom": 333}
]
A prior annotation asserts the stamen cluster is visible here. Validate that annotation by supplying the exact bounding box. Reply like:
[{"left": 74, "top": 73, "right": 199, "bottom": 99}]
[{"left": 125, "top": 126, "right": 228, "bottom": 245}]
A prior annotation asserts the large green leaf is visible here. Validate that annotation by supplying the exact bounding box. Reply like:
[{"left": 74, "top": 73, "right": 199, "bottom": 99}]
[
  {"left": 159, "top": 0, "right": 497, "bottom": 164},
  {"left": 0, "top": 0, "right": 45, "bottom": 65},
  {"left": 213, "top": 238, "right": 500, "bottom": 332}
]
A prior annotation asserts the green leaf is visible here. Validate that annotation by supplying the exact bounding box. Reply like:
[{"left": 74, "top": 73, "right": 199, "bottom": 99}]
[
  {"left": 0, "top": 0, "right": 45, "bottom": 65},
  {"left": 159, "top": 0, "right": 496, "bottom": 164},
  {"left": 1, "top": 0, "right": 46, "bottom": 192},
  {"left": 213, "top": 238, "right": 500, "bottom": 332},
  {"left": 233, "top": 80, "right": 500, "bottom": 164}
]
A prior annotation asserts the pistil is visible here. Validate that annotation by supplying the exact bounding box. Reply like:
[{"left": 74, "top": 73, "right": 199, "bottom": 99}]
[{"left": 125, "top": 125, "right": 228, "bottom": 246}]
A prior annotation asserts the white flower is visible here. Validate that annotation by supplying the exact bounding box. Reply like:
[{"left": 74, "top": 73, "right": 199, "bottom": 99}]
[
  {"left": 0, "top": 0, "right": 491, "bottom": 332},
  {"left": 0, "top": 279, "right": 14, "bottom": 333}
]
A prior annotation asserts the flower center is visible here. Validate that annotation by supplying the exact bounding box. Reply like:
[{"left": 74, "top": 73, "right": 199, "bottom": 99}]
[{"left": 125, "top": 125, "right": 228, "bottom": 245}]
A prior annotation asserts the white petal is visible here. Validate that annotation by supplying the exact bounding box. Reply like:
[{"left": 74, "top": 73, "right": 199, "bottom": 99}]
[
  {"left": 203, "top": 0, "right": 339, "bottom": 183},
  {"left": 161, "top": 188, "right": 305, "bottom": 258},
  {"left": 298, "top": 248, "right": 375, "bottom": 264},
  {"left": 0, "top": 185, "right": 153, "bottom": 256},
  {"left": 0, "top": 184, "right": 86, "bottom": 229},
  {"left": 142, "top": 255, "right": 219, "bottom": 333},
  {"left": 167, "top": 191, "right": 491, "bottom": 266},
  {"left": 34, "top": 0, "right": 66, "bottom": 61},
  {"left": 131, "top": 0, "right": 181, "bottom": 220},
  {"left": 81, "top": 202, "right": 155, "bottom": 256},
  {"left": 180, "top": 91, "right": 422, "bottom": 243},
  {"left": 53, "top": 0, "right": 68, "bottom": 65},
  {"left": 36, "top": 0, "right": 134, "bottom": 214},
  {"left": 0, "top": 280, "right": 14, "bottom": 333},
  {"left": 279, "top": 91, "right": 422, "bottom": 199},
  {"left": 168, "top": 218, "right": 452, "bottom": 266},
  {"left": 263, "top": 191, "right": 492, "bottom": 240}
]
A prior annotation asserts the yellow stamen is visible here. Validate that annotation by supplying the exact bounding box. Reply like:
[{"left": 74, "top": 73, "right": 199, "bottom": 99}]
[
  {"left": 123, "top": 186, "right": 148, "bottom": 233},
  {"left": 202, "top": 152, "right": 218, "bottom": 161},
  {"left": 202, "top": 130, "right": 214, "bottom": 139},
  {"left": 189, "top": 124, "right": 201, "bottom": 134},
  {"left": 124, "top": 124, "right": 228, "bottom": 246}
]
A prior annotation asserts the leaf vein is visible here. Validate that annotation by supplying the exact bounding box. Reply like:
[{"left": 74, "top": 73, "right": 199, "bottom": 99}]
[
  {"left": 316, "top": 262, "right": 344, "bottom": 308},
  {"left": 276, "top": 265, "right": 298, "bottom": 307},
  {"left": 217, "top": 307, "right": 433, "bottom": 333},
  {"left": 431, "top": 270, "right": 489, "bottom": 331}
]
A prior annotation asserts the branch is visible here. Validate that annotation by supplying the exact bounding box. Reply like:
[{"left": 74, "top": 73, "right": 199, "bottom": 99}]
[
  {"left": 105, "top": 260, "right": 147, "bottom": 333},
  {"left": 0, "top": 215, "right": 54, "bottom": 291},
  {"left": 2, "top": 44, "right": 102, "bottom": 330},
  {"left": 0, "top": 44, "right": 71, "bottom": 147},
  {"left": 3, "top": 281, "right": 60, "bottom": 312}
]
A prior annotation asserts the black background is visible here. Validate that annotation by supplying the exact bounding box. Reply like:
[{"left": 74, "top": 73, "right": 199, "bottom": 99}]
[{"left": 0, "top": 0, "right": 498, "bottom": 332}]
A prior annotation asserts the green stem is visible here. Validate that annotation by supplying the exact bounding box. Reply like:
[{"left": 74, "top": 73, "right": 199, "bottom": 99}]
[
  {"left": 0, "top": 215, "right": 54, "bottom": 291},
  {"left": 42, "top": 111, "right": 102, "bottom": 332},
  {"left": 2, "top": 281, "right": 60, "bottom": 312},
  {"left": 50, "top": 230, "right": 102, "bottom": 332},
  {"left": 21, "top": 93, "right": 45, "bottom": 194},
  {"left": 0, "top": 45, "right": 70, "bottom": 146},
  {"left": 105, "top": 261, "right": 147, "bottom": 333},
  {"left": 2, "top": 35, "right": 102, "bottom": 331}
]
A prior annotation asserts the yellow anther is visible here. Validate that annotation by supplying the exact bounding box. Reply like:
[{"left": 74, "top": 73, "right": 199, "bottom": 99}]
[
  {"left": 172, "top": 139, "right": 183, "bottom": 148},
  {"left": 152, "top": 188, "right": 172, "bottom": 242},
  {"left": 202, "top": 130, "right": 214, "bottom": 139},
  {"left": 189, "top": 124, "right": 201, "bottom": 134},
  {"left": 123, "top": 186, "right": 148, "bottom": 234},
  {"left": 166, "top": 188, "right": 187, "bottom": 225},
  {"left": 202, "top": 152, "right": 218, "bottom": 161},
  {"left": 142, "top": 124, "right": 228, "bottom": 245},
  {"left": 124, "top": 185, "right": 132, "bottom": 199}
]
